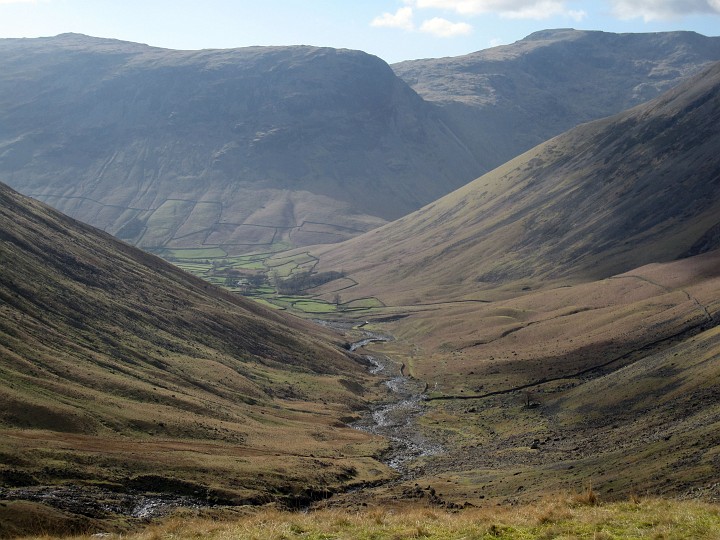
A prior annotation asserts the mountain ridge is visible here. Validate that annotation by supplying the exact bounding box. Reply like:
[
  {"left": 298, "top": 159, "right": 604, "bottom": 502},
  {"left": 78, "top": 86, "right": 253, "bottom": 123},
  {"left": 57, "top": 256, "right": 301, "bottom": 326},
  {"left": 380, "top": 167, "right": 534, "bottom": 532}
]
[{"left": 393, "top": 28, "right": 720, "bottom": 173}]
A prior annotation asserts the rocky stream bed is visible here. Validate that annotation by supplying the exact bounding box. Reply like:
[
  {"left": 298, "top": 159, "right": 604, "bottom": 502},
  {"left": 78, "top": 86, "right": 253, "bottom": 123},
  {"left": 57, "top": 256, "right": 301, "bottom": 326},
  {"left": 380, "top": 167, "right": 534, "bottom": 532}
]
[{"left": 350, "top": 351, "right": 442, "bottom": 476}]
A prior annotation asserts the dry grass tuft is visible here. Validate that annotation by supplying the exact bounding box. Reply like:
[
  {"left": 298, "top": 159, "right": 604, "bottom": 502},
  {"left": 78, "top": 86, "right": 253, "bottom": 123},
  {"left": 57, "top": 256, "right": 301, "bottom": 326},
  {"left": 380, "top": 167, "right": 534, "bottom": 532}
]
[
  {"left": 529, "top": 496, "right": 575, "bottom": 525},
  {"left": 571, "top": 483, "right": 599, "bottom": 507}
]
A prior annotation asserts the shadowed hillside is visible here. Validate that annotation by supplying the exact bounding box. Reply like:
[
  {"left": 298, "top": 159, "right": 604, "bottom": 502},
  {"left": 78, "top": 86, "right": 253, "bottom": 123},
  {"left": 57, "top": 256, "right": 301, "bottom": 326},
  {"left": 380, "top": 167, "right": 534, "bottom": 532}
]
[
  {"left": 305, "top": 60, "right": 720, "bottom": 305},
  {"left": 0, "top": 181, "right": 390, "bottom": 511},
  {"left": 0, "top": 34, "right": 480, "bottom": 253},
  {"left": 394, "top": 29, "right": 720, "bottom": 174}
]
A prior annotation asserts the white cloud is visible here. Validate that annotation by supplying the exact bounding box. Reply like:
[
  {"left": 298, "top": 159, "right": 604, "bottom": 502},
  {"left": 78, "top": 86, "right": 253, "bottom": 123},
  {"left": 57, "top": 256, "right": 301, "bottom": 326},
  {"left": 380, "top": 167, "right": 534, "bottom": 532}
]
[
  {"left": 371, "top": 5, "right": 474, "bottom": 37},
  {"left": 371, "top": 6, "right": 415, "bottom": 30},
  {"left": 610, "top": 0, "right": 720, "bottom": 20},
  {"left": 497, "top": 0, "right": 575, "bottom": 19},
  {"left": 0, "top": 0, "right": 39, "bottom": 3},
  {"left": 407, "top": 0, "right": 587, "bottom": 20},
  {"left": 420, "top": 17, "right": 473, "bottom": 36},
  {"left": 567, "top": 9, "right": 588, "bottom": 21}
]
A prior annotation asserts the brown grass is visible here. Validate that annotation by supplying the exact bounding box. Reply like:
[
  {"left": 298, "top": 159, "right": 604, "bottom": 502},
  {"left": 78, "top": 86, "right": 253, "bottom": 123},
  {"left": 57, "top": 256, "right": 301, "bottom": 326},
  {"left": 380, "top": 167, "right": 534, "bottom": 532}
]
[{"left": 11, "top": 496, "right": 720, "bottom": 539}]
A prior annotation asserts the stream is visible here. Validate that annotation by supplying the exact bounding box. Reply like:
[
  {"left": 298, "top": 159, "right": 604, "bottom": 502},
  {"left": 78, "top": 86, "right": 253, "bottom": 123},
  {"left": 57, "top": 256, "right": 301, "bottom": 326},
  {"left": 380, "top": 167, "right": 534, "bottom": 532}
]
[
  {"left": 349, "top": 343, "right": 442, "bottom": 475},
  {"left": 0, "top": 484, "right": 211, "bottom": 520}
]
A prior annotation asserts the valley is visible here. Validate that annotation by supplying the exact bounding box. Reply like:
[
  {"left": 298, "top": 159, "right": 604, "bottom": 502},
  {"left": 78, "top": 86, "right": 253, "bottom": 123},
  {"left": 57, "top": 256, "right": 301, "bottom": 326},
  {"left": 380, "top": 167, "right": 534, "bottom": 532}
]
[
  {"left": 274, "top": 59, "right": 720, "bottom": 510},
  {"left": 139, "top": 219, "right": 720, "bottom": 510},
  {"left": 1, "top": 27, "right": 720, "bottom": 540},
  {"left": 165, "top": 57, "right": 720, "bottom": 510},
  {"left": 273, "top": 251, "right": 720, "bottom": 510}
]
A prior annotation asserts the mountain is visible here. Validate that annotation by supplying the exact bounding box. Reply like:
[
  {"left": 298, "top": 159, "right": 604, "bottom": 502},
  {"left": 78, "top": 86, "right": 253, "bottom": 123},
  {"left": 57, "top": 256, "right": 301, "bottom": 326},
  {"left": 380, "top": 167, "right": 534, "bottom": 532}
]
[
  {"left": 0, "top": 181, "right": 390, "bottom": 512},
  {"left": 4, "top": 31, "right": 720, "bottom": 259},
  {"left": 0, "top": 33, "right": 480, "bottom": 254},
  {"left": 305, "top": 60, "right": 720, "bottom": 305},
  {"left": 393, "top": 29, "right": 720, "bottom": 173}
]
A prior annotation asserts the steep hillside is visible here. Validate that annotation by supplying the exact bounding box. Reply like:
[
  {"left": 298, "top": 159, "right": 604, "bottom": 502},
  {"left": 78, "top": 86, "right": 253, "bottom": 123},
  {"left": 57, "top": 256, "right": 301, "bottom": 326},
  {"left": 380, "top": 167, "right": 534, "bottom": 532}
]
[
  {"left": 0, "top": 182, "right": 389, "bottom": 508},
  {"left": 394, "top": 29, "right": 720, "bottom": 173},
  {"left": 305, "top": 60, "right": 720, "bottom": 305},
  {"left": 0, "top": 34, "right": 479, "bottom": 253}
]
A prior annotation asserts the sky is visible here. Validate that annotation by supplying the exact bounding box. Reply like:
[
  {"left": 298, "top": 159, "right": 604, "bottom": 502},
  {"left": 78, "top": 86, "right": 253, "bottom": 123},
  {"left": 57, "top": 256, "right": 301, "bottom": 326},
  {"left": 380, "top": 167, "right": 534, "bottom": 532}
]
[{"left": 1, "top": 0, "right": 719, "bottom": 63}]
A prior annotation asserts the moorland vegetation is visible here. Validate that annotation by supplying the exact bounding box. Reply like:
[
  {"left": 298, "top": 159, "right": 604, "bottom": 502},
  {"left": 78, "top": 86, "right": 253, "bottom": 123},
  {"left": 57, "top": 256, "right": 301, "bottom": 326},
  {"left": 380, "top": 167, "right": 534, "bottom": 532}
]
[{"left": 2, "top": 31, "right": 720, "bottom": 540}]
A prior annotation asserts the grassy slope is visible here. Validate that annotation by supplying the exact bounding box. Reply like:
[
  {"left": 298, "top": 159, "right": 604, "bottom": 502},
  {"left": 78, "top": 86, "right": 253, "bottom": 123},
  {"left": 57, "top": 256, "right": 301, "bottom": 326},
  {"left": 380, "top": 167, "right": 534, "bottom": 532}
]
[
  {"left": 303, "top": 61, "right": 720, "bottom": 306},
  {"left": 0, "top": 182, "right": 390, "bottom": 503}
]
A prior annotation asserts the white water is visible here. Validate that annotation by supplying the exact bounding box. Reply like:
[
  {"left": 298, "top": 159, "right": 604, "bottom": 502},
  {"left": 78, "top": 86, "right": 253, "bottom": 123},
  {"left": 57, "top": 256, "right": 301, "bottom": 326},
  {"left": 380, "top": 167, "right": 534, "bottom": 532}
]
[{"left": 352, "top": 353, "right": 442, "bottom": 473}]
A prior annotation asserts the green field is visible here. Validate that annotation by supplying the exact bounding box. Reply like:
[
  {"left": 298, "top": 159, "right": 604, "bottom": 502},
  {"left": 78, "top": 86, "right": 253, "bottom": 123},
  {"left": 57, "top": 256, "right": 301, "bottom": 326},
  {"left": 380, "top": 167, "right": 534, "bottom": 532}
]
[
  {"left": 174, "top": 262, "right": 212, "bottom": 273},
  {"left": 291, "top": 299, "right": 338, "bottom": 313},
  {"left": 267, "top": 261, "right": 300, "bottom": 278},
  {"left": 251, "top": 298, "right": 286, "bottom": 310},
  {"left": 161, "top": 248, "right": 386, "bottom": 317},
  {"left": 231, "top": 260, "right": 266, "bottom": 270},
  {"left": 160, "top": 247, "right": 228, "bottom": 259}
]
